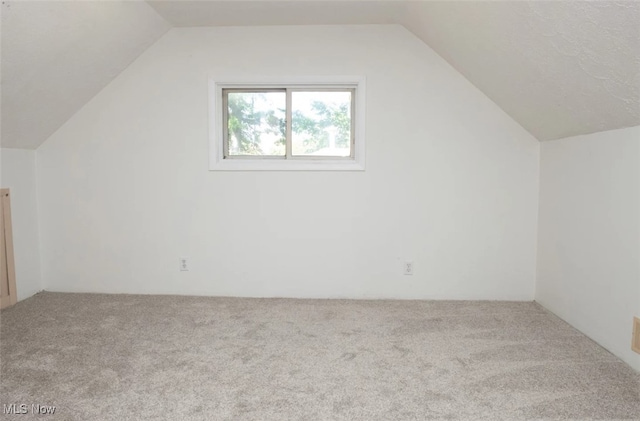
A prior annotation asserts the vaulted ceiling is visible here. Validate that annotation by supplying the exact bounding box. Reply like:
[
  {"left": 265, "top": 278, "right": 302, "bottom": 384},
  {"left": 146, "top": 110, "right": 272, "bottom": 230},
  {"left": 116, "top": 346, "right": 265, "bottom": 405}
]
[
  {"left": 403, "top": 1, "right": 640, "bottom": 141},
  {"left": 1, "top": 1, "right": 170, "bottom": 149},
  {"left": 2, "top": 1, "right": 639, "bottom": 149}
]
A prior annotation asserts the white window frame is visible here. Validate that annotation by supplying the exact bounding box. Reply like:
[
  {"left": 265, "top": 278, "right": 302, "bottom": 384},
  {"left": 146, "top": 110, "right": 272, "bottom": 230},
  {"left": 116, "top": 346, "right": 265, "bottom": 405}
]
[{"left": 209, "top": 76, "right": 366, "bottom": 171}]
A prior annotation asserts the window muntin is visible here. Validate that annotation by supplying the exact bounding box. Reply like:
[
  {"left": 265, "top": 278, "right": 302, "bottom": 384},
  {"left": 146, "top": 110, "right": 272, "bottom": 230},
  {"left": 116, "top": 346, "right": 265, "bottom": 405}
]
[{"left": 222, "top": 88, "right": 355, "bottom": 160}]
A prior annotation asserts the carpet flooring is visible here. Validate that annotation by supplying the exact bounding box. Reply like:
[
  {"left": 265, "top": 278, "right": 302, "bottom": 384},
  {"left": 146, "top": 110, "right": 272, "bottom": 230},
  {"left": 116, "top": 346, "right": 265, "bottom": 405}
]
[{"left": 0, "top": 292, "right": 639, "bottom": 420}]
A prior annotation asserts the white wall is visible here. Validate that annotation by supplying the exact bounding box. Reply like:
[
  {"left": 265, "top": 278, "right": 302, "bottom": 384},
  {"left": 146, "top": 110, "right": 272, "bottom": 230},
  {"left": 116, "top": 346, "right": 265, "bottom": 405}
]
[
  {"left": 36, "top": 25, "right": 540, "bottom": 300},
  {"left": 1, "top": 148, "right": 42, "bottom": 300},
  {"left": 536, "top": 126, "right": 640, "bottom": 371}
]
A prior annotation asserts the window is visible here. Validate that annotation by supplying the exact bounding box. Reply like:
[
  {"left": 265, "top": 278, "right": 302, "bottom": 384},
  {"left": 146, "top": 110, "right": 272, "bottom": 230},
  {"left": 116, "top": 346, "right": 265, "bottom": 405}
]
[{"left": 210, "top": 77, "right": 365, "bottom": 171}]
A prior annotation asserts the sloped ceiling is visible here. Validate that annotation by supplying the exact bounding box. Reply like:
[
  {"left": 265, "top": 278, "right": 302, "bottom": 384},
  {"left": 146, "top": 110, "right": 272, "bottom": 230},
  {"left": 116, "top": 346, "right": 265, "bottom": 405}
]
[
  {"left": 2, "top": 1, "right": 639, "bottom": 149},
  {"left": 1, "top": 1, "right": 170, "bottom": 149},
  {"left": 403, "top": 1, "right": 640, "bottom": 141}
]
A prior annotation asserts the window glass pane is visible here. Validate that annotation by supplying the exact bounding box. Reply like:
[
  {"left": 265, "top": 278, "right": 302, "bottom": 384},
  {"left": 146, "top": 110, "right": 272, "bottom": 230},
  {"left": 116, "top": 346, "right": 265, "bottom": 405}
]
[
  {"left": 291, "top": 91, "right": 352, "bottom": 157},
  {"left": 226, "top": 91, "right": 286, "bottom": 156}
]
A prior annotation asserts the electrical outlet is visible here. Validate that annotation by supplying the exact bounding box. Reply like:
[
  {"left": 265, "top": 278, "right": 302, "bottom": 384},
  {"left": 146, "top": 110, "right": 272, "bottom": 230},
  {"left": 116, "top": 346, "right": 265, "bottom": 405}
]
[
  {"left": 179, "top": 257, "right": 189, "bottom": 272},
  {"left": 404, "top": 261, "right": 414, "bottom": 276}
]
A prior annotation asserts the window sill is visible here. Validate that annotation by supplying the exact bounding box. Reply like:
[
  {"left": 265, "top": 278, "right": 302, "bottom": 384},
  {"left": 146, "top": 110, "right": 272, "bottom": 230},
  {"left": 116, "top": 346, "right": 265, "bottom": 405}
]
[{"left": 209, "top": 158, "right": 365, "bottom": 171}]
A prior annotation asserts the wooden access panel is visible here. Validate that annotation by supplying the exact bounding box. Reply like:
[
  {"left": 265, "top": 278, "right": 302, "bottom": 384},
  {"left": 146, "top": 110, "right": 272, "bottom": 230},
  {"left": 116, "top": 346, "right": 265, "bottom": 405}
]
[
  {"left": 0, "top": 189, "right": 17, "bottom": 309},
  {"left": 633, "top": 317, "right": 640, "bottom": 354}
]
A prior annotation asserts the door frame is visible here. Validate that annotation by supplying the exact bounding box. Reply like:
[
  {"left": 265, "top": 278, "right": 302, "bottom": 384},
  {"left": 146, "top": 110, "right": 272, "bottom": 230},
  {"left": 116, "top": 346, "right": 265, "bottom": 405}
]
[{"left": 1, "top": 188, "right": 17, "bottom": 309}]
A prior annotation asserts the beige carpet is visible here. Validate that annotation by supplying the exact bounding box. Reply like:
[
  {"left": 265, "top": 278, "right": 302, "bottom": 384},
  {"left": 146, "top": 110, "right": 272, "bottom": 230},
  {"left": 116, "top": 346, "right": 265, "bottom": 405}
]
[{"left": 1, "top": 292, "right": 638, "bottom": 420}]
